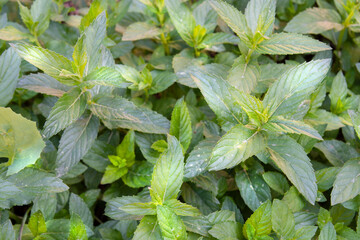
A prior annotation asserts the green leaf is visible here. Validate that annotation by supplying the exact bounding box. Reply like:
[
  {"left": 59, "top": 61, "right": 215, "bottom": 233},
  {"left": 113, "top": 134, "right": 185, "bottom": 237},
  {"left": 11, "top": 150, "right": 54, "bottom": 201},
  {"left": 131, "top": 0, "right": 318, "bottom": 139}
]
[
  {"left": 319, "top": 222, "right": 337, "bottom": 240},
  {"left": 105, "top": 196, "right": 149, "bottom": 220},
  {"left": 11, "top": 43, "right": 78, "bottom": 85},
  {"left": 272, "top": 199, "right": 295, "bottom": 239},
  {"left": 209, "top": 0, "right": 250, "bottom": 44},
  {"left": 282, "top": 187, "right": 306, "bottom": 212},
  {"left": 331, "top": 159, "right": 360, "bottom": 205},
  {"left": 120, "top": 202, "right": 156, "bottom": 216},
  {"left": 227, "top": 57, "right": 260, "bottom": 94},
  {"left": 348, "top": 110, "right": 360, "bottom": 140},
  {"left": 208, "top": 124, "right": 265, "bottom": 171},
  {"left": 90, "top": 95, "right": 170, "bottom": 134},
  {"left": 43, "top": 87, "right": 89, "bottom": 138},
  {"left": 267, "top": 135, "right": 317, "bottom": 204},
  {"left": 82, "top": 66, "right": 129, "bottom": 88},
  {"left": 18, "top": 73, "right": 71, "bottom": 97},
  {"left": 122, "top": 22, "right": 161, "bottom": 41},
  {"left": 262, "top": 117, "right": 323, "bottom": 140},
  {"left": 165, "top": 0, "right": 196, "bottom": 46},
  {"left": 31, "top": 193, "right": 57, "bottom": 221},
  {"left": 181, "top": 183, "right": 220, "bottom": 215},
  {"left": 28, "top": 211, "right": 47, "bottom": 237},
  {"left": 262, "top": 171, "right": 289, "bottom": 194},
  {"left": 122, "top": 161, "right": 153, "bottom": 188},
  {"left": 149, "top": 71, "right": 177, "bottom": 95},
  {"left": 170, "top": 98, "right": 192, "bottom": 152},
  {"left": 263, "top": 59, "right": 330, "bottom": 118},
  {"left": 164, "top": 199, "right": 201, "bottom": 217},
  {"left": 0, "top": 25, "right": 32, "bottom": 41},
  {"left": 256, "top": 33, "right": 331, "bottom": 55},
  {"left": 284, "top": 8, "right": 343, "bottom": 34},
  {"left": 18, "top": 1, "right": 33, "bottom": 32},
  {"left": 316, "top": 167, "right": 340, "bottom": 192},
  {"left": 0, "top": 48, "right": 21, "bottom": 107},
  {"left": 329, "top": 71, "right": 347, "bottom": 114},
  {"left": 79, "top": 0, "right": 107, "bottom": 32},
  {"left": 199, "top": 32, "right": 240, "bottom": 49},
  {"left": 0, "top": 179, "right": 21, "bottom": 209},
  {"left": 294, "top": 226, "right": 318, "bottom": 240},
  {"left": 245, "top": 0, "right": 276, "bottom": 36},
  {"left": 235, "top": 167, "right": 271, "bottom": 211},
  {"left": 0, "top": 220, "right": 15, "bottom": 240},
  {"left": 184, "top": 138, "right": 218, "bottom": 178},
  {"left": 5, "top": 168, "right": 68, "bottom": 207},
  {"left": 101, "top": 165, "right": 127, "bottom": 185},
  {"left": 209, "top": 222, "right": 243, "bottom": 240},
  {"left": 73, "top": 35, "right": 87, "bottom": 78},
  {"left": 69, "top": 193, "right": 93, "bottom": 228},
  {"left": 116, "top": 129, "right": 135, "bottom": 161},
  {"left": 55, "top": 114, "right": 99, "bottom": 177},
  {"left": 315, "top": 140, "right": 359, "bottom": 166},
  {"left": 68, "top": 213, "right": 88, "bottom": 240},
  {"left": 0, "top": 107, "right": 45, "bottom": 175},
  {"left": 133, "top": 216, "right": 162, "bottom": 240},
  {"left": 243, "top": 200, "right": 272, "bottom": 239},
  {"left": 191, "top": 68, "right": 247, "bottom": 126},
  {"left": 151, "top": 135, "right": 184, "bottom": 203},
  {"left": 157, "top": 205, "right": 187, "bottom": 240}
]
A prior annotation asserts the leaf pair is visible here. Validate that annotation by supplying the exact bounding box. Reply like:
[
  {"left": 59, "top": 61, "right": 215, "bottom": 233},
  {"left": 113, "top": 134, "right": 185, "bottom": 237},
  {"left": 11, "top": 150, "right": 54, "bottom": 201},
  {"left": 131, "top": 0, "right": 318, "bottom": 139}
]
[{"left": 191, "top": 59, "right": 331, "bottom": 204}]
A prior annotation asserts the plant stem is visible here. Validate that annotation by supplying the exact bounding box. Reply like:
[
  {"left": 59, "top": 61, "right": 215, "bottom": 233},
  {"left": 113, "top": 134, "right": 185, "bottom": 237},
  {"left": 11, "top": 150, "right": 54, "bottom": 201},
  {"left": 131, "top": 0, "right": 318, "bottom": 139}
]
[
  {"left": 160, "top": 32, "right": 170, "bottom": 55},
  {"left": 17, "top": 207, "right": 31, "bottom": 240}
]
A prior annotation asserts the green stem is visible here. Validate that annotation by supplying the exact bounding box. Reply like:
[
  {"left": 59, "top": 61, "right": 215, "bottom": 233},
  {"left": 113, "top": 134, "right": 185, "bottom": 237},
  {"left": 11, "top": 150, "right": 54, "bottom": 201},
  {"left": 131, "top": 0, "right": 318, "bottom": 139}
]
[
  {"left": 160, "top": 32, "right": 170, "bottom": 55},
  {"left": 17, "top": 207, "right": 31, "bottom": 240},
  {"left": 194, "top": 47, "right": 201, "bottom": 58}
]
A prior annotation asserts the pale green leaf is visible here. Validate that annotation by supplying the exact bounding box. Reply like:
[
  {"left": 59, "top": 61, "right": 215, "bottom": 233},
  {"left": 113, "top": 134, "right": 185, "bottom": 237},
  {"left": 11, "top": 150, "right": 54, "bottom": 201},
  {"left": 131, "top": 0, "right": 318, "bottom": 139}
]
[
  {"left": 55, "top": 114, "right": 99, "bottom": 177},
  {"left": 68, "top": 213, "right": 88, "bottom": 240},
  {"left": 82, "top": 66, "right": 130, "bottom": 88},
  {"left": 348, "top": 110, "right": 360, "bottom": 140},
  {"left": 272, "top": 199, "right": 295, "bottom": 239},
  {"left": 73, "top": 34, "right": 87, "bottom": 77},
  {"left": 164, "top": 199, "right": 201, "bottom": 217},
  {"left": 79, "top": 0, "right": 107, "bottom": 32},
  {"left": 43, "top": 87, "right": 89, "bottom": 138},
  {"left": 133, "top": 216, "right": 162, "bottom": 240},
  {"left": 209, "top": 0, "right": 250, "bottom": 44},
  {"left": 331, "top": 159, "right": 360, "bottom": 205},
  {"left": 294, "top": 226, "right": 318, "bottom": 240},
  {"left": 191, "top": 68, "right": 247, "bottom": 126},
  {"left": 148, "top": 71, "right": 177, "bottom": 95},
  {"left": 170, "top": 98, "right": 192, "bottom": 152},
  {"left": 90, "top": 95, "right": 170, "bottom": 134},
  {"left": 243, "top": 201, "right": 272, "bottom": 238},
  {"left": 0, "top": 25, "right": 32, "bottom": 41},
  {"left": 0, "top": 48, "right": 21, "bottom": 107},
  {"left": 69, "top": 193, "right": 93, "bottom": 228},
  {"left": 256, "top": 33, "right": 331, "bottom": 55},
  {"left": 119, "top": 202, "right": 156, "bottom": 216},
  {"left": 0, "top": 220, "right": 15, "bottom": 240},
  {"left": 28, "top": 211, "right": 47, "bottom": 237},
  {"left": 157, "top": 205, "right": 187, "bottom": 240},
  {"left": 209, "top": 222, "right": 243, "bottom": 240},
  {"left": 208, "top": 124, "right": 265, "bottom": 171},
  {"left": 316, "top": 167, "right": 340, "bottom": 192},
  {"left": 199, "top": 32, "right": 240, "bottom": 49},
  {"left": 263, "top": 59, "right": 331, "bottom": 118},
  {"left": 329, "top": 71, "right": 347, "bottom": 113},
  {"left": 262, "top": 117, "right": 323, "bottom": 140},
  {"left": 262, "top": 171, "right": 289, "bottom": 194},
  {"left": 18, "top": 73, "right": 71, "bottom": 97},
  {"left": 122, "top": 161, "right": 153, "bottom": 188},
  {"left": 122, "top": 22, "right": 161, "bottom": 41},
  {"left": 245, "top": 0, "right": 276, "bottom": 36},
  {"left": 101, "top": 165, "right": 127, "bottom": 185},
  {"left": 227, "top": 57, "right": 260, "bottom": 94},
  {"left": 267, "top": 135, "right": 317, "bottom": 204},
  {"left": 165, "top": 0, "right": 196, "bottom": 46},
  {"left": 151, "top": 135, "right": 184, "bottom": 203},
  {"left": 284, "top": 8, "right": 343, "bottom": 34},
  {"left": 11, "top": 43, "right": 78, "bottom": 85},
  {"left": 29, "top": 0, "right": 51, "bottom": 35},
  {"left": 319, "top": 222, "right": 336, "bottom": 240},
  {"left": 0, "top": 179, "right": 21, "bottom": 209},
  {"left": 0, "top": 107, "right": 45, "bottom": 175}
]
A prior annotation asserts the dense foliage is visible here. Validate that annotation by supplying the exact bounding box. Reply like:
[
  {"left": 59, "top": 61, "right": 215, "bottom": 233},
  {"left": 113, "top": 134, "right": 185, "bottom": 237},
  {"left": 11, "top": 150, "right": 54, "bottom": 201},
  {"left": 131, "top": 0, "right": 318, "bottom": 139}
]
[{"left": 0, "top": 0, "right": 360, "bottom": 239}]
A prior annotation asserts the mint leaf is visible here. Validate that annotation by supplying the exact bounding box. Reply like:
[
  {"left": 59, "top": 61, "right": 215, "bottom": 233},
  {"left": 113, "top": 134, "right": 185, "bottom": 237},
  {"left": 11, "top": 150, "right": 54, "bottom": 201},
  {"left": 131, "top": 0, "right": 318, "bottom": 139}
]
[
  {"left": 68, "top": 213, "right": 88, "bottom": 240},
  {"left": 256, "top": 33, "right": 331, "bottom": 55},
  {"left": 267, "top": 135, "right": 317, "bottom": 204},
  {"left": 208, "top": 124, "right": 264, "bottom": 171},
  {"left": 151, "top": 135, "right": 184, "bottom": 203},
  {"left": 170, "top": 98, "right": 192, "bottom": 152},
  {"left": 157, "top": 205, "right": 187, "bottom": 240},
  {"left": 272, "top": 199, "right": 295, "bottom": 239},
  {"left": 0, "top": 48, "right": 21, "bottom": 107},
  {"left": 133, "top": 216, "right": 162, "bottom": 240},
  {"left": 243, "top": 200, "right": 272, "bottom": 239},
  {"left": 331, "top": 159, "right": 360, "bottom": 205},
  {"left": 28, "top": 211, "right": 47, "bottom": 237},
  {"left": 0, "top": 107, "right": 45, "bottom": 175}
]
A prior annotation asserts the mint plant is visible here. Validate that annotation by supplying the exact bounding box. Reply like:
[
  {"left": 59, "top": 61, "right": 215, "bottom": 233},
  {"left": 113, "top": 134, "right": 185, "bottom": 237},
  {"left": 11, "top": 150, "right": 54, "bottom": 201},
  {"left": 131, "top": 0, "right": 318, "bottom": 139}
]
[{"left": 0, "top": 0, "right": 360, "bottom": 239}]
